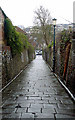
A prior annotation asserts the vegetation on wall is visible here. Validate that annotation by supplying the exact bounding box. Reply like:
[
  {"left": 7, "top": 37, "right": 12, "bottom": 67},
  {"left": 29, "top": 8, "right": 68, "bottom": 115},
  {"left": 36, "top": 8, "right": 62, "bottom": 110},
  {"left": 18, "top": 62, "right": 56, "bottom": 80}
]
[
  {"left": 60, "top": 28, "right": 72, "bottom": 49},
  {"left": 61, "top": 29, "right": 72, "bottom": 42},
  {"left": 56, "top": 28, "right": 72, "bottom": 77},
  {"left": 4, "top": 18, "right": 34, "bottom": 56},
  {"left": 28, "top": 43, "right": 34, "bottom": 54}
]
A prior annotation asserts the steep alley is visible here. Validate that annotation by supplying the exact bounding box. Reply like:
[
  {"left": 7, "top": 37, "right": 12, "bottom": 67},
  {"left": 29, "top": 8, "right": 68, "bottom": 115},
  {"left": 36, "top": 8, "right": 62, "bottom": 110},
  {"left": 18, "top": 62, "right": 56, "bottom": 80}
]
[{"left": 2, "top": 56, "right": 75, "bottom": 119}]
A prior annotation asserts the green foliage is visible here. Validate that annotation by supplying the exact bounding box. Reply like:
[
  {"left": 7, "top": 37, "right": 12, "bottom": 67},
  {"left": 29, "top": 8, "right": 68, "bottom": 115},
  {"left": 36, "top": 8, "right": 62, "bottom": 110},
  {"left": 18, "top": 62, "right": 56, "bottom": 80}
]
[
  {"left": 48, "top": 41, "right": 53, "bottom": 48},
  {"left": 4, "top": 18, "right": 23, "bottom": 54},
  {"left": 60, "top": 29, "right": 72, "bottom": 50},
  {"left": 4, "top": 18, "right": 34, "bottom": 56},
  {"left": 4, "top": 18, "right": 13, "bottom": 40},
  {"left": 61, "top": 29, "right": 70, "bottom": 42},
  {"left": 47, "top": 40, "right": 56, "bottom": 48},
  {"left": 18, "top": 33, "right": 29, "bottom": 49},
  {"left": 28, "top": 43, "right": 34, "bottom": 54}
]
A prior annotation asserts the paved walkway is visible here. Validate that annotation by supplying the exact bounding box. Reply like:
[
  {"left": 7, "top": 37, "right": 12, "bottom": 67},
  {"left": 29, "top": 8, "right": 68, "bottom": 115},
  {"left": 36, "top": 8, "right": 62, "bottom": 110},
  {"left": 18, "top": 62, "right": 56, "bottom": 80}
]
[{"left": 2, "top": 56, "right": 75, "bottom": 119}]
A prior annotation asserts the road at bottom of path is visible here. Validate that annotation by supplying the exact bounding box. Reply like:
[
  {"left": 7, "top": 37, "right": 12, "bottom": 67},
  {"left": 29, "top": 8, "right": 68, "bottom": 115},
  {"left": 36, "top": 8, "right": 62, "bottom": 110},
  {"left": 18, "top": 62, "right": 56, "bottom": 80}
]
[{"left": 2, "top": 55, "right": 75, "bottom": 119}]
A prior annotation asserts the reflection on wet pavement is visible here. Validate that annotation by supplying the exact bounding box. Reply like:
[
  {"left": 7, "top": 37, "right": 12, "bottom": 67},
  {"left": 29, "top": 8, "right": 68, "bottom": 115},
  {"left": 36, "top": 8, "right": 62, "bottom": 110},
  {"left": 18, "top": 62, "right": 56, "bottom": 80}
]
[{"left": 2, "top": 56, "right": 75, "bottom": 119}]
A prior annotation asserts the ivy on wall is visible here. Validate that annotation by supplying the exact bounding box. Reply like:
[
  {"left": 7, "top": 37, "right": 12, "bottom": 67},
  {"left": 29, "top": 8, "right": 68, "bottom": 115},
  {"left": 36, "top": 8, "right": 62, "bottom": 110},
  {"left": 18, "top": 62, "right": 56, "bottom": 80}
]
[
  {"left": 4, "top": 18, "right": 34, "bottom": 56},
  {"left": 61, "top": 29, "right": 71, "bottom": 42}
]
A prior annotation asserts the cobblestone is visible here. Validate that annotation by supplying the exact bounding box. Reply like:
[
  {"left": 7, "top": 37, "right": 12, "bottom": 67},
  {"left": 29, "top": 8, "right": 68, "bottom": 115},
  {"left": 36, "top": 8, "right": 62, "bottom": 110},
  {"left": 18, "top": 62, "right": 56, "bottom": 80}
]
[{"left": 2, "top": 56, "right": 75, "bottom": 119}]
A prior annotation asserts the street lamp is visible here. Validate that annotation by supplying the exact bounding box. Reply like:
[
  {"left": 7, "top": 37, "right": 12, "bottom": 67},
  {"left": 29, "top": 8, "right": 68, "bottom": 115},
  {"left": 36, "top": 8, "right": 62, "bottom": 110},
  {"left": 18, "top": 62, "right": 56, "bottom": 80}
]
[{"left": 52, "top": 18, "right": 57, "bottom": 72}]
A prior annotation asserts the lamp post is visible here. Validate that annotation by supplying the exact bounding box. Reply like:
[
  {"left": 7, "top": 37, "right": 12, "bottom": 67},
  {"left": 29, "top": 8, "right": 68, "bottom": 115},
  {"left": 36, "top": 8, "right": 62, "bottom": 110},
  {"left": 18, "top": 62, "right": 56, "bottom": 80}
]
[{"left": 52, "top": 18, "right": 57, "bottom": 72}]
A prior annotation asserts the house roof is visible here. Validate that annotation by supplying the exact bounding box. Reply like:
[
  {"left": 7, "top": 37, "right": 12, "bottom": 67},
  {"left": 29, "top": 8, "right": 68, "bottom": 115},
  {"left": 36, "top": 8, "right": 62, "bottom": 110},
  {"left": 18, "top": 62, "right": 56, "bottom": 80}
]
[{"left": 15, "top": 26, "right": 27, "bottom": 35}]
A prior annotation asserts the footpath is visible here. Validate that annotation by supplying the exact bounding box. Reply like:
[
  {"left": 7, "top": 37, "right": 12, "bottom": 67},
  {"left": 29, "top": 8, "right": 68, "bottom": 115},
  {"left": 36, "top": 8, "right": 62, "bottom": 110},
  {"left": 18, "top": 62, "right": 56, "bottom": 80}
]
[{"left": 2, "top": 56, "right": 75, "bottom": 119}]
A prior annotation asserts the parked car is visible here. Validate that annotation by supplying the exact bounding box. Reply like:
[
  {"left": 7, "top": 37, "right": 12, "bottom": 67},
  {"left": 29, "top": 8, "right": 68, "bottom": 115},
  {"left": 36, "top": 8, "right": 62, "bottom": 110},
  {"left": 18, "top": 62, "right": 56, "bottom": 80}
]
[{"left": 36, "top": 50, "right": 42, "bottom": 55}]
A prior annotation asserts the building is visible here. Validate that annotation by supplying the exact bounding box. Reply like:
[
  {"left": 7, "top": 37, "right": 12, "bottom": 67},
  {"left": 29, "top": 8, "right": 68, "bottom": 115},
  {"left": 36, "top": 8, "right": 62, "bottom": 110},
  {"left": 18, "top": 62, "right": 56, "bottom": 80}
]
[
  {"left": 15, "top": 26, "right": 27, "bottom": 35},
  {"left": 0, "top": 7, "right": 7, "bottom": 47},
  {"left": 0, "top": 7, "right": 11, "bottom": 61}
]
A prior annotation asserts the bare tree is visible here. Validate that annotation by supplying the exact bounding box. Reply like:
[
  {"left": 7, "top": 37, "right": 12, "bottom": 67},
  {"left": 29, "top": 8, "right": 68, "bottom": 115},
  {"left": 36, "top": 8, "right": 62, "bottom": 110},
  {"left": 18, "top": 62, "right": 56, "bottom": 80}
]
[{"left": 34, "top": 6, "right": 52, "bottom": 45}]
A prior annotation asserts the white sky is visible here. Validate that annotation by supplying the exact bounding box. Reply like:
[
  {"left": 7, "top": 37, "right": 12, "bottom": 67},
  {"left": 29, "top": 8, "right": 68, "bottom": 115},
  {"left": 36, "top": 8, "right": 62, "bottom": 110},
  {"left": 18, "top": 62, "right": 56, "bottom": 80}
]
[{"left": 0, "top": 0, "right": 74, "bottom": 28}]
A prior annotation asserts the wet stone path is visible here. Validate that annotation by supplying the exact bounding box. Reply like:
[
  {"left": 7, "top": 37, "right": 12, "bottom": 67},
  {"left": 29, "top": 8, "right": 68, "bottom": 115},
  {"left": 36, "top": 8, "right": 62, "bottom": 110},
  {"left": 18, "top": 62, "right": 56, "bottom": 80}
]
[{"left": 2, "top": 56, "right": 75, "bottom": 119}]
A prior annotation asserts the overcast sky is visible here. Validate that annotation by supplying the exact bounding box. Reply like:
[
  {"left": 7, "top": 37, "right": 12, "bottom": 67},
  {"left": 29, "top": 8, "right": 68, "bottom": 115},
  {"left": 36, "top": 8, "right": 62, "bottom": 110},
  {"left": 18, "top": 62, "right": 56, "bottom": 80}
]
[{"left": 0, "top": 0, "right": 74, "bottom": 28}]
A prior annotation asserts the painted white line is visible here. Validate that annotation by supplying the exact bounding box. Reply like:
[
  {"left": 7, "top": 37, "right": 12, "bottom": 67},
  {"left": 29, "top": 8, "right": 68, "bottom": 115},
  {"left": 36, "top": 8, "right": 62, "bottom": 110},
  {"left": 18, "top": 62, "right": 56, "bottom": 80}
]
[
  {"left": 54, "top": 73, "right": 75, "bottom": 102},
  {"left": 47, "top": 63, "right": 75, "bottom": 102},
  {"left": 0, "top": 66, "right": 27, "bottom": 92}
]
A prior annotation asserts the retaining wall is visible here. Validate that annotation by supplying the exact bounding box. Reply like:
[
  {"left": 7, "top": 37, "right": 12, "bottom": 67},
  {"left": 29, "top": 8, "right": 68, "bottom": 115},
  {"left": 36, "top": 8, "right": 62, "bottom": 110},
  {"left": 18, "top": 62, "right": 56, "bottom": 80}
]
[
  {"left": 43, "top": 43, "right": 75, "bottom": 96},
  {"left": 2, "top": 49, "right": 35, "bottom": 87}
]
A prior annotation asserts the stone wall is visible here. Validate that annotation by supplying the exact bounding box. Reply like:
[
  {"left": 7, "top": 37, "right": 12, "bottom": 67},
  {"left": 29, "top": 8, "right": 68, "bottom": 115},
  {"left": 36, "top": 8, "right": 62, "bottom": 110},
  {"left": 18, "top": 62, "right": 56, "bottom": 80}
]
[
  {"left": 42, "top": 42, "right": 75, "bottom": 96},
  {"left": 0, "top": 8, "right": 6, "bottom": 46},
  {"left": 2, "top": 49, "right": 35, "bottom": 87},
  {"left": 0, "top": 8, "right": 35, "bottom": 88}
]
